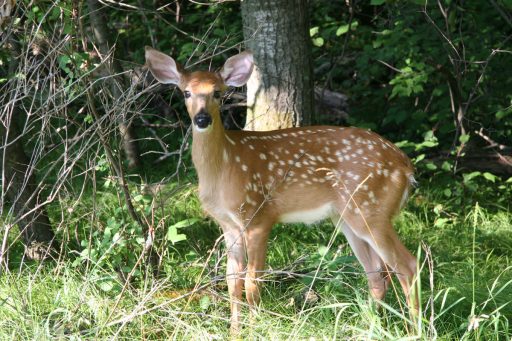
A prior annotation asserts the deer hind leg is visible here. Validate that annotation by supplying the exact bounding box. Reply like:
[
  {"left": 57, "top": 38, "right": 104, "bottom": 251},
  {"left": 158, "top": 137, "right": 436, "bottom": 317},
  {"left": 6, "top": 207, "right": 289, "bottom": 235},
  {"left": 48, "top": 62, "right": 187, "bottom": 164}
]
[
  {"left": 343, "top": 216, "right": 418, "bottom": 314},
  {"left": 331, "top": 215, "right": 390, "bottom": 301}
]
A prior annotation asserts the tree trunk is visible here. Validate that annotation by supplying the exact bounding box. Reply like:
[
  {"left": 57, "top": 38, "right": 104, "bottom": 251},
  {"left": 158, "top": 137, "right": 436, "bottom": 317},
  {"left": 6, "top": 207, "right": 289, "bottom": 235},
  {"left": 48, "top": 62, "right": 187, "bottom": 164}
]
[
  {"left": 87, "top": 0, "right": 141, "bottom": 169},
  {"left": 241, "top": 0, "right": 314, "bottom": 131},
  {"left": 0, "top": 39, "right": 55, "bottom": 261},
  {"left": 0, "top": 120, "right": 55, "bottom": 250}
]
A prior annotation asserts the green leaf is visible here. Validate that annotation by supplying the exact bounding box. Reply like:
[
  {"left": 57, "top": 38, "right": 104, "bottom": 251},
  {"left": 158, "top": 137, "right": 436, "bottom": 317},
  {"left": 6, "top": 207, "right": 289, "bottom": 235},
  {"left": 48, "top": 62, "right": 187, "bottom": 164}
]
[
  {"left": 166, "top": 227, "right": 187, "bottom": 244},
  {"left": 433, "top": 204, "right": 443, "bottom": 215},
  {"left": 463, "top": 171, "right": 481, "bottom": 183},
  {"left": 425, "top": 162, "right": 437, "bottom": 170},
  {"left": 441, "top": 161, "right": 452, "bottom": 171},
  {"left": 199, "top": 296, "right": 211, "bottom": 311},
  {"left": 371, "top": 0, "right": 386, "bottom": 5},
  {"left": 496, "top": 109, "right": 511, "bottom": 120},
  {"left": 421, "top": 141, "right": 438, "bottom": 148},
  {"left": 434, "top": 217, "right": 450, "bottom": 228},
  {"left": 336, "top": 21, "right": 358, "bottom": 36},
  {"left": 482, "top": 172, "right": 497, "bottom": 183},
  {"left": 309, "top": 26, "right": 319, "bottom": 37},
  {"left": 459, "top": 134, "right": 470, "bottom": 144},
  {"left": 170, "top": 218, "right": 200, "bottom": 229},
  {"left": 318, "top": 245, "right": 329, "bottom": 257},
  {"left": 166, "top": 218, "right": 197, "bottom": 245},
  {"left": 84, "top": 114, "right": 93, "bottom": 124},
  {"left": 414, "top": 154, "right": 425, "bottom": 163},
  {"left": 99, "top": 280, "right": 114, "bottom": 292},
  {"left": 58, "top": 55, "right": 71, "bottom": 69},
  {"left": 312, "top": 37, "right": 324, "bottom": 47},
  {"left": 336, "top": 24, "right": 350, "bottom": 36}
]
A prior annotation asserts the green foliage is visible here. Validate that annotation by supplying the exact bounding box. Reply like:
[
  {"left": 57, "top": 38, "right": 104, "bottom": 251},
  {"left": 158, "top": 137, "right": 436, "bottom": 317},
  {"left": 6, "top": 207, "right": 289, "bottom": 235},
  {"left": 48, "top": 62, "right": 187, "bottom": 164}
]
[
  {"left": 1, "top": 180, "right": 511, "bottom": 339},
  {"left": 311, "top": 1, "right": 512, "bottom": 156},
  {"left": 167, "top": 218, "right": 198, "bottom": 244}
]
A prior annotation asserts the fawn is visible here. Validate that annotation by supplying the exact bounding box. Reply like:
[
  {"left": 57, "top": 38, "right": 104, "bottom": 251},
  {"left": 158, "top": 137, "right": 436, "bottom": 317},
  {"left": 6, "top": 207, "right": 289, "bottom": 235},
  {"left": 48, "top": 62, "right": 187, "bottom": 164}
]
[{"left": 145, "top": 47, "right": 418, "bottom": 333}]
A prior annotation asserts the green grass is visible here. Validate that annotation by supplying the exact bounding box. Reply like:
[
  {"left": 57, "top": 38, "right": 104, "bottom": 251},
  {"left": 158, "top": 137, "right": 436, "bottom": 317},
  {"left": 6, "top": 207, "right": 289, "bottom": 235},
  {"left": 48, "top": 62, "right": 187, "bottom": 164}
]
[{"left": 1, "top": 178, "right": 511, "bottom": 339}]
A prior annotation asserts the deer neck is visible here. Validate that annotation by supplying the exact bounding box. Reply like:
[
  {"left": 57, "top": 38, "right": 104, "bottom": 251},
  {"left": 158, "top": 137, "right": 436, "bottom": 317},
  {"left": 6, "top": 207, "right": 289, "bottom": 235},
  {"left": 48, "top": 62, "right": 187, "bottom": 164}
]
[{"left": 191, "top": 115, "right": 228, "bottom": 190}]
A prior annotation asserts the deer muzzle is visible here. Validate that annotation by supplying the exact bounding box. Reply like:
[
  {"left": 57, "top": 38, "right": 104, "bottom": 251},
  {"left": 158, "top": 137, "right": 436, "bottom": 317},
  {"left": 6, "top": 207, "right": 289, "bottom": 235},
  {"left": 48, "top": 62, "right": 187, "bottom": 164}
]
[{"left": 193, "top": 110, "right": 212, "bottom": 129}]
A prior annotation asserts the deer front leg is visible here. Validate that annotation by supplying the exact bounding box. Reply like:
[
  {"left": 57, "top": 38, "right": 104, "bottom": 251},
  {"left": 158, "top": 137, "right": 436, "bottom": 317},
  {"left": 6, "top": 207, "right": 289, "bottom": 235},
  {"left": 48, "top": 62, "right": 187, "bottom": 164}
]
[
  {"left": 223, "top": 227, "right": 246, "bottom": 334},
  {"left": 245, "top": 225, "right": 271, "bottom": 313}
]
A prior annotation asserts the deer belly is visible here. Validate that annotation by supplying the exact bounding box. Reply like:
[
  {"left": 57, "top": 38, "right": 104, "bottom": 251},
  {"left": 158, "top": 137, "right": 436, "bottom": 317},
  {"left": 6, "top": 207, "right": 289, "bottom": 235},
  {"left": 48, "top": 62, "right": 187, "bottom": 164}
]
[{"left": 278, "top": 202, "right": 335, "bottom": 224}]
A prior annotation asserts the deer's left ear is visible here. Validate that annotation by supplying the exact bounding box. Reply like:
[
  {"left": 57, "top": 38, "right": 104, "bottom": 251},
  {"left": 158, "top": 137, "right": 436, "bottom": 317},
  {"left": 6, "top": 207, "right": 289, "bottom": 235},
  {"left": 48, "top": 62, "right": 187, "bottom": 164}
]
[{"left": 220, "top": 51, "right": 254, "bottom": 87}]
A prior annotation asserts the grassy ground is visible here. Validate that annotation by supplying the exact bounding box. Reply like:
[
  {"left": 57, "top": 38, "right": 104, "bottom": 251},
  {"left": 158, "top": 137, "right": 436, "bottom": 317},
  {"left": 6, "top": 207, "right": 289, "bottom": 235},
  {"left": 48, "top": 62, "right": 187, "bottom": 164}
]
[{"left": 0, "top": 177, "right": 511, "bottom": 340}]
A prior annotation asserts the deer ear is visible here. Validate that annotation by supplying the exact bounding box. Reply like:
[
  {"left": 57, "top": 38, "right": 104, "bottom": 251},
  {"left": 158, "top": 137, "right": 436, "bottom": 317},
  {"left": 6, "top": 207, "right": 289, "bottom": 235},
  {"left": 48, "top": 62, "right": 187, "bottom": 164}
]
[
  {"left": 220, "top": 51, "right": 254, "bottom": 87},
  {"left": 145, "top": 46, "right": 181, "bottom": 85}
]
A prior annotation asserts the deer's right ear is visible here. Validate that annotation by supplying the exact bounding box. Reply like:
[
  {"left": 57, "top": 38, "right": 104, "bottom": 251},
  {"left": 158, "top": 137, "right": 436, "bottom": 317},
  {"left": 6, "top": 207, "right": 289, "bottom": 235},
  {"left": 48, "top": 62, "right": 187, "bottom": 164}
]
[{"left": 145, "top": 46, "right": 181, "bottom": 85}]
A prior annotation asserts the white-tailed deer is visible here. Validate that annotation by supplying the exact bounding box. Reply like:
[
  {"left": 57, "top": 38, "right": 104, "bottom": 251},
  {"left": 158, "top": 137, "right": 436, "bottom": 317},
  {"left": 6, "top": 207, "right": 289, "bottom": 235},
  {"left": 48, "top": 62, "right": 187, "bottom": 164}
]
[{"left": 145, "top": 47, "right": 418, "bottom": 333}]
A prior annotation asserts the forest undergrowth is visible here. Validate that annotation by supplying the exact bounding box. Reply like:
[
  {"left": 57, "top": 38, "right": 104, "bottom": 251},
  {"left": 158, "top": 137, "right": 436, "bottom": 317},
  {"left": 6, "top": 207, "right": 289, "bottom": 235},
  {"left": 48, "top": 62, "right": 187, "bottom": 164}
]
[{"left": 0, "top": 175, "right": 510, "bottom": 340}]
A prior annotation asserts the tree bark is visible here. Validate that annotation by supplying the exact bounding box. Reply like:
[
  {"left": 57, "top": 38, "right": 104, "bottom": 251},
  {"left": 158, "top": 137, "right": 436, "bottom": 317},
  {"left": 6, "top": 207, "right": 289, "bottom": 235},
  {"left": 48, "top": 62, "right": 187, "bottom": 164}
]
[
  {"left": 0, "top": 39, "right": 55, "bottom": 261},
  {"left": 0, "top": 120, "right": 55, "bottom": 248},
  {"left": 241, "top": 0, "right": 314, "bottom": 130},
  {"left": 87, "top": 0, "right": 141, "bottom": 169}
]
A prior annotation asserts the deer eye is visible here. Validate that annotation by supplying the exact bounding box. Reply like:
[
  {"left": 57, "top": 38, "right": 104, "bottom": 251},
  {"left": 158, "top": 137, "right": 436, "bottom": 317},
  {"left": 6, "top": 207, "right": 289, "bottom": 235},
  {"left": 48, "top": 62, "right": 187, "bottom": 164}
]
[
  {"left": 183, "top": 91, "right": 191, "bottom": 98},
  {"left": 213, "top": 91, "right": 222, "bottom": 99}
]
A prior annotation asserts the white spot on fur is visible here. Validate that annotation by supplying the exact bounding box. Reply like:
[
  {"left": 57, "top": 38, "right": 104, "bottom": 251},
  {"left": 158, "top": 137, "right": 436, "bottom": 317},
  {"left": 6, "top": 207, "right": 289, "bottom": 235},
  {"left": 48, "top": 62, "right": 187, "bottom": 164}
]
[{"left": 225, "top": 134, "right": 236, "bottom": 145}]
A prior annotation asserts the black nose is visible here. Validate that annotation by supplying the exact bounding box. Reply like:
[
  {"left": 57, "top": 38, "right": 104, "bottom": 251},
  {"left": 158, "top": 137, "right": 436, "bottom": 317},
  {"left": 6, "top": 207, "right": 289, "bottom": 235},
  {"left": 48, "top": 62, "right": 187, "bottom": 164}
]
[{"left": 194, "top": 111, "right": 212, "bottom": 129}]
